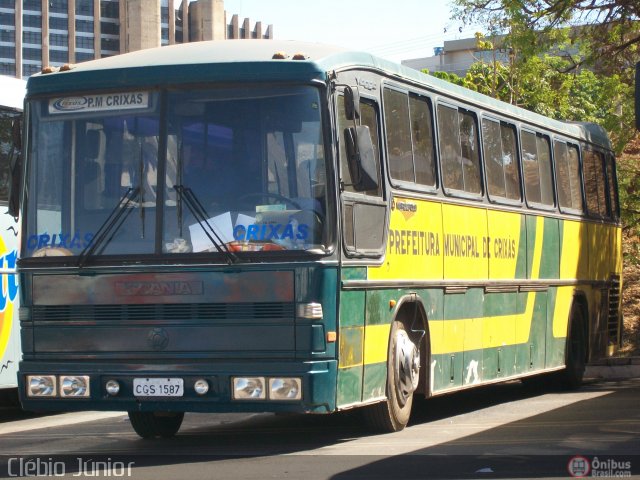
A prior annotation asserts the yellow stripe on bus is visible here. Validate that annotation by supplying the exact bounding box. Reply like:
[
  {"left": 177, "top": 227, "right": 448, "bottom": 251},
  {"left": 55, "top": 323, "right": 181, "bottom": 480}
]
[
  {"left": 342, "top": 217, "right": 568, "bottom": 367},
  {"left": 432, "top": 216, "right": 545, "bottom": 354},
  {"left": 363, "top": 324, "right": 391, "bottom": 365},
  {"left": 0, "top": 237, "right": 15, "bottom": 359}
]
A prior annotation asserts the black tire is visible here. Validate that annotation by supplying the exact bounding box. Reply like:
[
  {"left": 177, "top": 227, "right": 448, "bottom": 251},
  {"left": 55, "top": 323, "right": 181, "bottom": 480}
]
[
  {"left": 558, "top": 304, "right": 587, "bottom": 390},
  {"left": 363, "top": 321, "right": 420, "bottom": 432},
  {"left": 128, "top": 411, "right": 184, "bottom": 439}
]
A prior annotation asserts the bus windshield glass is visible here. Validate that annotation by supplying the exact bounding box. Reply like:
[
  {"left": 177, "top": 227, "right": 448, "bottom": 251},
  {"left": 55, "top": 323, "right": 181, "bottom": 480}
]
[{"left": 24, "top": 85, "right": 329, "bottom": 258}]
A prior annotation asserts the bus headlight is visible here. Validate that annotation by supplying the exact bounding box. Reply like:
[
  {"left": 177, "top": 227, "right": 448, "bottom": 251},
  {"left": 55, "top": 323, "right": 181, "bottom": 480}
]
[
  {"left": 269, "top": 378, "right": 302, "bottom": 400},
  {"left": 297, "top": 302, "right": 323, "bottom": 319},
  {"left": 60, "top": 375, "right": 91, "bottom": 398},
  {"left": 27, "top": 375, "right": 57, "bottom": 397},
  {"left": 194, "top": 379, "right": 209, "bottom": 395},
  {"left": 105, "top": 379, "right": 120, "bottom": 396},
  {"left": 232, "top": 377, "right": 265, "bottom": 400}
]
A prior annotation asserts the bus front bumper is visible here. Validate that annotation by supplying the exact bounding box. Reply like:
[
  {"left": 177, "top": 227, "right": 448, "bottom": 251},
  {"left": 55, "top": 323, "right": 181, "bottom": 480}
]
[{"left": 18, "top": 360, "right": 337, "bottom": 414}]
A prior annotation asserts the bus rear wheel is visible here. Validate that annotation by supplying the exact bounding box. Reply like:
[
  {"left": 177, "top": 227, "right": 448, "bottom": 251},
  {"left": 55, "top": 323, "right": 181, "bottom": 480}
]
[
  {"left": 558, "top": 304, "right": 586, "bottom": 390},
  {"left": 363, "top": 321, "right": 420, "bottom": 432},
  {"left": 128, "top": 411, "right": 184, "bottom": 439}
]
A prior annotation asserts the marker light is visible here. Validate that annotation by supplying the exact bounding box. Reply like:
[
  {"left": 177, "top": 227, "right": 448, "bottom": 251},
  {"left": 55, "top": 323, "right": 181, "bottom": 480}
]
[
  {"left": 194, "top": 379, "right": 210, "bottom": 395},
  {"left": 232, "top": 377, "right": 265, "bottom": 400},
  {"left": 272, "top": 52, "right": 288, "bottom": 59},
  {"left": 105, "top": 379, "right": 120, "bottom": 396},
  {"left": 41, "top": 66, "right": 58, "bottom": 74},
  {"left": 292, "top": 53, "right": 308, "bottom": 60},
  {"left": 27, "top": 375, "right": 57, "bottom": 397},
  {"left": 60, "top": 375, "right": 91, "bottom": 397},
  {"left": 269, "top": 378, "right": 302, "bottom": 400}
]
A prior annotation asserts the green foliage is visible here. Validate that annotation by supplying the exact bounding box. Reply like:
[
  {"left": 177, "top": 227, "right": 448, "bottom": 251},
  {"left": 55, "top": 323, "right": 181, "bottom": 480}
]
[
  {"left": 451, "top": 0, "right": 640, "bottom": 74},
  {"left": 426, "top": 70, "right": 467, "bottom": 87},
  {"left": 445, "top": 0, "right": 640, "bottom": 232}
]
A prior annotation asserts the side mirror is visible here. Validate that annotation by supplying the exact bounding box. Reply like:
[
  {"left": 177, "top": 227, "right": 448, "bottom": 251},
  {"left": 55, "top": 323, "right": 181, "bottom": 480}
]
[
  {"left": 8, "top": 118, "right": 22, "bottom": 218},
  {"left": 344, "top": 125, "right": 378, "bottom": 192},
  {"left": 344, "top": 86, "right": 360, "bottom": 121},
  {"left": 636, "top": 62, "right": 640, "bottom": 130}
]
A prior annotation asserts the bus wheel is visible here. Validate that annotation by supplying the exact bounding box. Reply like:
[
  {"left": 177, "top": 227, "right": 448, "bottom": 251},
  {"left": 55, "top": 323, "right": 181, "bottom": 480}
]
[
  {"left": 363, "top": 321, "right": 420, "bottom": 432},
  {"left": 559, "top": 304, "right": 586, "bottom": 390},
  {"left": 128, "top": 411, "right": 184, "bottom": 439}
]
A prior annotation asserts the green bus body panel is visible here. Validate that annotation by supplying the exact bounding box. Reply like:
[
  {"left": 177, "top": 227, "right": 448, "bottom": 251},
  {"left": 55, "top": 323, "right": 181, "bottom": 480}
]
[
  {"left": 514, "top": 215, "right": 528, "bottom": 279},
  {"left": 342, "top": 288, "right": 563, "bottom": 395}
]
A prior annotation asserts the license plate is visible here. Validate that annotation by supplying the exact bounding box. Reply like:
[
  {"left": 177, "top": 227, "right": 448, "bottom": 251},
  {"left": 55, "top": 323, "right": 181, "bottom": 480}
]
[{"left": 133, "top": 378, "right": 184, "bottom": 397}]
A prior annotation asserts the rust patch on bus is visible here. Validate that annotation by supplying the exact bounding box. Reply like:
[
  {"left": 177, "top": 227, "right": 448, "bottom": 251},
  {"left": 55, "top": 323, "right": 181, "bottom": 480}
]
[
  {"left": 33, "top": 270, "right": 294, "bottom": 305},
  {"left": 115, "top": 281, "right": 203, "bottom": 296}
]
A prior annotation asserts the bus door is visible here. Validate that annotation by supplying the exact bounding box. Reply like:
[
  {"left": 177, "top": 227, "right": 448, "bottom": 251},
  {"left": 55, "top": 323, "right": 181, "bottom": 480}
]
[{"left": 335, "top": 85, "right": 387, "bottom": 407}]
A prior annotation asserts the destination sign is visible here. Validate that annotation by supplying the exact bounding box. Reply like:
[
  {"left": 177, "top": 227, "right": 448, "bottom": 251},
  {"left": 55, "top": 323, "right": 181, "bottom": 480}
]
[{"left": 48, "top": 92, "right": 149, "bottom": 114}]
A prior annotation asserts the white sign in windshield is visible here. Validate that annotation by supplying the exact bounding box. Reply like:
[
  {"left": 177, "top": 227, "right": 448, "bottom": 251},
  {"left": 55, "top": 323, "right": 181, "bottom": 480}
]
[{"left": 48, "top": 92, "right": 149, "bottom": 114}]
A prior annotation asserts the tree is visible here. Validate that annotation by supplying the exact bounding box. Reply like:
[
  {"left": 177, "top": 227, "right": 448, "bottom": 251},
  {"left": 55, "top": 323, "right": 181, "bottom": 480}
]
[{"left": 451, "top": 0, "right": 640, "bottom": 74}]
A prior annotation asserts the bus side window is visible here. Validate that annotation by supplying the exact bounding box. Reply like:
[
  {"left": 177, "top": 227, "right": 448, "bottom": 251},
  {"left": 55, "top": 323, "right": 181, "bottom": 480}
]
[
  {"left": 410, "top": 95, "right": 436, "bottom": 187},
  {"left": 521, "top": 130, "right": 553, "bottom": 207},
  {"left": 359, "top": 101, "right": 382, "bottom": 195},
  {"left": 482, "top": 119, "right": 521, "bottom": 202},
  {"left": 437, "top": 104, "right": 481, "bottom": 196},
  {"left": 0, "top": 111, "right": 20, "bottom": 204},
  {"left": 583, "top": 149, "right": 608, "bottom": 218},
  {"left": 605, "top": 155, "right": 620, "bottom": 221},
  {"left": 338, "top": 92, "right": 385, "bottom": 255},
  {"left": 337, "top": 96, "right": 382, "bottom": 197},
  {"left": 501, "top": 123, "right": 520, "bottom": 200},
  {"left": 383, "top": 88, "right": 413, "bottom": 183},
  {"left": 459, "top": 110, "right": 481, "bottom": 194},
  {"left": 383, "top": 88, "right": 436, "bottom": 189},
  {"left": 554, "top": 141, "right": 583, "bottom": 213}
]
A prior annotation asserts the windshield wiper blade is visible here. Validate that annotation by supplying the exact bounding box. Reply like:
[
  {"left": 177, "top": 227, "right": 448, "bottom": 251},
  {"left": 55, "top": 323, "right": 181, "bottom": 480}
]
[
  {"left": 174, "top": 185, "right": 238, "bottom": 264},
  {"left": 77, "top": 187, "right": 140, "bottom": 268}
]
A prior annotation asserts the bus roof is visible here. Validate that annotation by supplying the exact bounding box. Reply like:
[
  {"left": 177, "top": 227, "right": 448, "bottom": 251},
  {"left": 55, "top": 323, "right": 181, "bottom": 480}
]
[
  {"left": 0, "top": 75, "right": 26, "bottom": 111},
  {"left": 27, "top": 39, "right": 611, "bottom": 150}
]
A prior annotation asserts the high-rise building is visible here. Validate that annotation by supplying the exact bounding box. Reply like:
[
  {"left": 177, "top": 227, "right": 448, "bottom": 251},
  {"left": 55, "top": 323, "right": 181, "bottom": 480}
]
[{"left": 0, "top": 0, "right": 273, "bottom": 78}]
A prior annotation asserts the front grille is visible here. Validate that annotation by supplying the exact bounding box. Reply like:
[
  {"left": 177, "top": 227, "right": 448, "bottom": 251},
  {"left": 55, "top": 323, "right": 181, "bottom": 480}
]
[{"left": 30, "top": 302, "right": 295, "bottom": 323}]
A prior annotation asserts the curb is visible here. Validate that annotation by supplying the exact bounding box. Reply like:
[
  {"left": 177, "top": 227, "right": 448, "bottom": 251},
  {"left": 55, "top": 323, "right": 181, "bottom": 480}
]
[{"left": 585, "top": 357, "right": 640, "bottom": 379}]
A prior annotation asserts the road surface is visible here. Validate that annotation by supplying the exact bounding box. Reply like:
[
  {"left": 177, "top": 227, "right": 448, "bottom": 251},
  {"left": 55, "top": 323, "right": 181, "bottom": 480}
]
[{"left": 0, "top": 378, "right": 638, "bottom": 479}]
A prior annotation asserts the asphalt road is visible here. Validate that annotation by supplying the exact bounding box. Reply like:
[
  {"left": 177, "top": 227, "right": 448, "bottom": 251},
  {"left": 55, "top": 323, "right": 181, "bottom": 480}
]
[{"left": 0, "top": 378, "right": 638, "bottom": 479}]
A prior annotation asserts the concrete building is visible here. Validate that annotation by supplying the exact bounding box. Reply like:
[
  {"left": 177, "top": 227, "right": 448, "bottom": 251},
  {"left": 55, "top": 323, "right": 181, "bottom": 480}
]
[
  {"left": 402, "top": 36, "right": 511, "bottom": 76},
  {"left": 402, "top": 32, "right": 583, "bottom": 76},
  {"left": 0, "top": 0, "right": 273, "bottom": 78}
]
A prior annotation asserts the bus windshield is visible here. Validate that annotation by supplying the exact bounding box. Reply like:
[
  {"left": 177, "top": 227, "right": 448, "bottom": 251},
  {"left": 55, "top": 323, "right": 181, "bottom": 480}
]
[{"left": 24, "top": 85, "right": 329, "bottom": 259}]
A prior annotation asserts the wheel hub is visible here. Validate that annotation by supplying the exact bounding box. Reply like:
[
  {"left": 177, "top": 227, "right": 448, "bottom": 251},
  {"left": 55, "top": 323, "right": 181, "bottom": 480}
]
[{"left": 394, "top": 329, "right": 420, "bottom": 407}]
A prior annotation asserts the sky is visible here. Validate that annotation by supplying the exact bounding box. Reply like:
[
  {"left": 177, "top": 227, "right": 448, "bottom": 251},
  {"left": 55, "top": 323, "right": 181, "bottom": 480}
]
[{"left": 221, "top": 0, "right": 481, "bottom": 63}]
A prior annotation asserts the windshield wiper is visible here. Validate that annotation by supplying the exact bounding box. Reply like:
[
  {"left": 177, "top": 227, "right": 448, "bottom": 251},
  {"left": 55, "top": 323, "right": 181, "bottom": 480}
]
[
  {"left": 174, "top": 185, "right": 238, "bottom": 264},
  {"left": 77, "top": 187, "right": 140, "bottom": 268}
]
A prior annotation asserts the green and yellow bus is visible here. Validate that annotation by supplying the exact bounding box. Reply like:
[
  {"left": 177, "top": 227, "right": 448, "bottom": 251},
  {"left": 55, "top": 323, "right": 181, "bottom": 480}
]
[{"left": 16, "top": 40, "right": 621, "bottom": 437}]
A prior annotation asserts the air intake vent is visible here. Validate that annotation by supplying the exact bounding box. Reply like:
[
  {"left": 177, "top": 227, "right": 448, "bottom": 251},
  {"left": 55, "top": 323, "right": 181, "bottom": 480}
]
[
  {"left": 32, "top": 302, "right": 295, "bottom": 323},
  {"left": 607, "top": 275, "right": 621, "bottom": 346}
]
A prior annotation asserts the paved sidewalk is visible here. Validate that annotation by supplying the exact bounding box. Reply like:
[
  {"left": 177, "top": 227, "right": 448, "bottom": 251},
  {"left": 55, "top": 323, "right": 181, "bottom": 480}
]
[{"left": 585, "top": 356, "right": 640, "bottom": 379}]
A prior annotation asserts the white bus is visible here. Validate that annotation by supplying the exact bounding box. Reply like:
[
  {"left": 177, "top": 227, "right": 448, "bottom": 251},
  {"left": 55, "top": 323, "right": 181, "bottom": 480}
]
[{"left": 0, "top": 75, "right": 25, "bottom": 398}]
